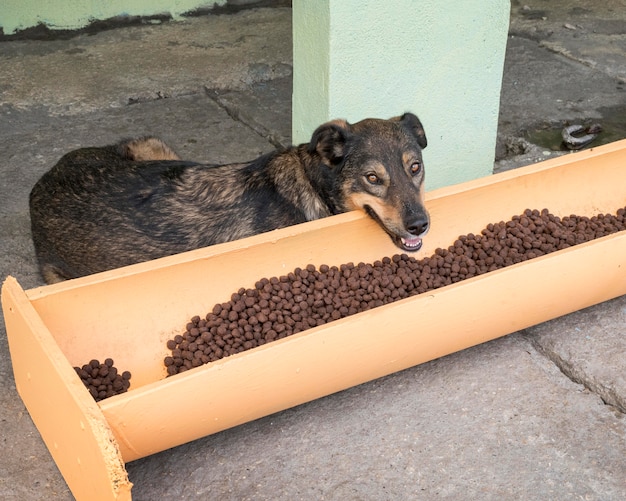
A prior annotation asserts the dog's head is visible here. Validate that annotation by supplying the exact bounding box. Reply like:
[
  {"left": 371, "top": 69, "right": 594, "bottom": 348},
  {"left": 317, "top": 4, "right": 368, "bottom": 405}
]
[{"left": 308, "top": 113, "right": 430, "bottom": 252}]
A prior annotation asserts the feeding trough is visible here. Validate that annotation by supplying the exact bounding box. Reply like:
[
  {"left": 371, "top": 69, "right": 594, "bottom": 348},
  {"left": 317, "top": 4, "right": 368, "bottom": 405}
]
[{"left": 3, "top": 139, "right": 626, "bottom": 500}]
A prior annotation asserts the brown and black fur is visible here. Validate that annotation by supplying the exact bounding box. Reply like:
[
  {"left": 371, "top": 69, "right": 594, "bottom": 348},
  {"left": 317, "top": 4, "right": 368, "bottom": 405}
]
[{"left": 30, "top": 113, "right": 430, "bottom": 283}]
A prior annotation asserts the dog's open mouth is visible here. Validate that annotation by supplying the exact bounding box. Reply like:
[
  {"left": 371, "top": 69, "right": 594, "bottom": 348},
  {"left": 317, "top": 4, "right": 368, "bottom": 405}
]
[{"left": 398, "top": 235, "right": 423, "bottom": 252}]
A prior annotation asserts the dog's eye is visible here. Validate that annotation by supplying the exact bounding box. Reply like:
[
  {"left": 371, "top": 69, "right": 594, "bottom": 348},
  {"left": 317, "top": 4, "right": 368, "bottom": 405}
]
[
  {"left": 410, "top": 161, "right": 422, "bottom": 175},
  {"left": 366, "top": 173, "right": 380, "bottom": 184}
]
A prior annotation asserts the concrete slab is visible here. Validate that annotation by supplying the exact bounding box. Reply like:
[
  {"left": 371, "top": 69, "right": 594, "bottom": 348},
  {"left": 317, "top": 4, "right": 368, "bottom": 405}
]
[
  {"left": 510, "top": 0, "right": 626, "bottom": 83},
  {"left": 0, "top": 8, "right": 292, "bottom": 115},
  {"left": 0, "top": 3, "right": 624, "bottom": 500}
]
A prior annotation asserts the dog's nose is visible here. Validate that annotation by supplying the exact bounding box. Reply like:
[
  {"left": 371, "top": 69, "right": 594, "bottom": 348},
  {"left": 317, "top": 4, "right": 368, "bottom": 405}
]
[{"left": 407, "top": 219, "right": 429, "bottom": 236}]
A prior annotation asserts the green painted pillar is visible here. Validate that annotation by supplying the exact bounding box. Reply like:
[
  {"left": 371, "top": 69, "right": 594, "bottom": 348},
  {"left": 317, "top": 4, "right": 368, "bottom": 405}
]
[{"left": 292, "top": 0, "right": 510, "bottom": 190}]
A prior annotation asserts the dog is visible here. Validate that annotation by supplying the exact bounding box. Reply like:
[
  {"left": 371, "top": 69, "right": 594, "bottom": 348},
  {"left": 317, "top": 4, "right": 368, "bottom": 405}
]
[{"left": 29, "top": 113, "right": 430, "bottom": 283}]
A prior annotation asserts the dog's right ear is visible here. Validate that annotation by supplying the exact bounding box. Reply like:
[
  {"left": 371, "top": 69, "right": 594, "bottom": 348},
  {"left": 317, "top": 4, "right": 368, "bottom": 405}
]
[
  {"left": 308, "top": 119, "right": 353, "bottom": 167},
  {"left": 398, "top": 113, "right": 427, "bottom": 149}
]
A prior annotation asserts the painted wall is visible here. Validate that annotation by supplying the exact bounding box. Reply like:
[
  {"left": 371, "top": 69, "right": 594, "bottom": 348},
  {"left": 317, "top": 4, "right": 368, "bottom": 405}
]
[
  {"left": 293, "top": 0, "right": 511, "bottom": 190},
  {"left": 0, "top": 0, "right": 220, "bottom": 34}
]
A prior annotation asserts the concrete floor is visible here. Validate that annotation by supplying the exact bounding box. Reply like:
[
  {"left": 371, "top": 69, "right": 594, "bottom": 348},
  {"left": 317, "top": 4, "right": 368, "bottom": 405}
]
[{"left": 1, "top": 1, "right": 625, "bottom": 499}]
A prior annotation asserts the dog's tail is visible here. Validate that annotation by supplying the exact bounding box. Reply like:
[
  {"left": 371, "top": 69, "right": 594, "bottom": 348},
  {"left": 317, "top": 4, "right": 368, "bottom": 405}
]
[{"left": 117, "top": 136, "right": 181, "bottom": 161}]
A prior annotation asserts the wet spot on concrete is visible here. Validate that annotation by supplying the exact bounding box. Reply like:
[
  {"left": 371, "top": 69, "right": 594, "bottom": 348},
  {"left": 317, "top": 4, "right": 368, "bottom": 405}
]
[{"left": 524, "top": 104, "right": 626, "bottom": 151}]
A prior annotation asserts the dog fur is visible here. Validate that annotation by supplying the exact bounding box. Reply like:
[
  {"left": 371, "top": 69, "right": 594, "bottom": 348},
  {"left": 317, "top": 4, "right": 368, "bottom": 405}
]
[{"left": 29, "top": 113, "right": 430, "bottom": 283}]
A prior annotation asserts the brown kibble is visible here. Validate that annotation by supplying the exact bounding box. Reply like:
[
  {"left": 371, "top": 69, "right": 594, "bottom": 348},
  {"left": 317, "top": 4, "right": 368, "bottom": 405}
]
[
  {"left": 75, "top": 359, "right": 131, "bottom": 401},
  {"left": 164, "top": 206, "right": 626, "bottom": 376}
]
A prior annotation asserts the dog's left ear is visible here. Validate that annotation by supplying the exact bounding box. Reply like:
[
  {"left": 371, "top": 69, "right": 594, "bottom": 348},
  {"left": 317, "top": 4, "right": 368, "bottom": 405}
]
[
  {"left": 308, "top": 119, "right": 353, "bottom": 167},
  {"left": 396, "top": 112, "right": 427, "bottom": 149}
]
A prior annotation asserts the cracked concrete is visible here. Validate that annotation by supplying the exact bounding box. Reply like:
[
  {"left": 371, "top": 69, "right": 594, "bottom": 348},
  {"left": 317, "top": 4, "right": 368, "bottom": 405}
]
[
  {"left": 205, "top": 78, "right": 292, "bottom": 148},
  {"left": 1, "top": 2, "right": 625, "bottom": 499},
  {"left": 526, "top": 296, "right": 626, "bottom": 414}
]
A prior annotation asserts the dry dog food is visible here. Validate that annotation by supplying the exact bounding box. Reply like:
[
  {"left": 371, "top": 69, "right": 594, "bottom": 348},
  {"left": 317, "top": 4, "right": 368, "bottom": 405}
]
[
  {"left": 165, "top": 207, "right": 626, "bottom": 375},
  {"left": 74, "top": 358, "right": 131, "bottom": 401}
]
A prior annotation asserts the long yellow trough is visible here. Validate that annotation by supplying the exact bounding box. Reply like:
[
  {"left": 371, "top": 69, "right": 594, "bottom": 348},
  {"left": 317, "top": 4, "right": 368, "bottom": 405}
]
[{"left": 3, "top": 139, "right": 626, "bottom": 500}]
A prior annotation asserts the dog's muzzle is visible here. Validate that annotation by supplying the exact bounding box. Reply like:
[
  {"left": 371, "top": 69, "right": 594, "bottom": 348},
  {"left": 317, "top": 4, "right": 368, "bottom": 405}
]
[
  {"left": 400, "top": 218, "right": 429, "bottom": 251},
  {"left": 365, "top": 206, "right": 429, "bottom": 252}
]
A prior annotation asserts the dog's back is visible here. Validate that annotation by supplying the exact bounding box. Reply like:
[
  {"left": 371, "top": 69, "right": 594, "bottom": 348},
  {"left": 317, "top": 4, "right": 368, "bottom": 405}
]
[
  {"left": 30, "top": 140, "right": 314, "bottom": 282},
  {"left": 29, "top": 142, "right": 173, "bottom": 282}
]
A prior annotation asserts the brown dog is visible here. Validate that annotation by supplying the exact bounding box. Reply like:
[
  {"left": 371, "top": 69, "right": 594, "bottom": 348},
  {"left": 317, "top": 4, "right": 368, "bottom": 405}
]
[{"left": 30, "top": 113, "right": 430, "bottom": 283}]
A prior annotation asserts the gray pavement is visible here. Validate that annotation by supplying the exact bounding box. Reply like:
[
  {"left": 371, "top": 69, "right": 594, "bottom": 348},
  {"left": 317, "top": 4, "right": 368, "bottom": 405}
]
[{"left": 1, "top": 2, "right": 625, "bottom": 499}]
